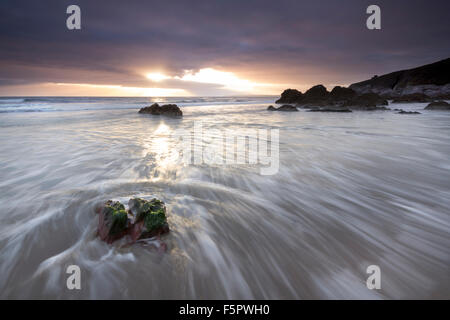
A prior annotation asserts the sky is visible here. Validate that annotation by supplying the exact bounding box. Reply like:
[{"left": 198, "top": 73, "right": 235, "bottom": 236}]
[{"left": 0, "top": 0, "right": 449, "bottom": 96}]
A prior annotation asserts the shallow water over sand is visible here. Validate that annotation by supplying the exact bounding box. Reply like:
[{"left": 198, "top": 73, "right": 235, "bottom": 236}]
[{"left": 0, "top": 97, "right": 449, "bottom": 299}]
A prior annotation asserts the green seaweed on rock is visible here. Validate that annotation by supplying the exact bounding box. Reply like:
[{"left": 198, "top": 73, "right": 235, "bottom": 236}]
[
  {"left": 144, "top": 207, "right": 167, "bottom": 231},
  {"left": 102, "top": 201, "right": 128, "bottom": 236},
  {"left": 128, "top": 197, "right": 167, "bottom": 231}
]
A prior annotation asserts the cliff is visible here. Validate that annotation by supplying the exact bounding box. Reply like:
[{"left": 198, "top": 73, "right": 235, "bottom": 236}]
[{"left": 349, "top": 58, "right": 450, "bottom": 98}]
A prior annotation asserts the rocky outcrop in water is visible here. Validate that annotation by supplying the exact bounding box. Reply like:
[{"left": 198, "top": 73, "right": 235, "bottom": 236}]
[
  {"left": 139, "top": 103, "right": 182, "bottom": 117},
  {"left": 97, "top": 198, "right": 169, "bottom": 246},
  {"left": 268, "top": 105, "right": 298, "bottom": 111},
  {"left": 343, "top": 93, "right": 389, "bottom": 110},
  {"left": 274, "top": 85, "right": 388, "bottom": 111},
  {"left": 329, "top": 86, "right": 357, "bottom": 101},
  {"left": 396, "top": 110, "right": 421, "bottom": 114},
  {"left": 392, "top": 93, "right": 432, "bottom": 103},
  {"left": 424, "top": 101, "right": 450, "bottom": 110},
  {"left": 308, "top": 108, "right": 352, "bottom": 113},
  {"left": 275, "top": 89, "right": 303, "bottom": 104},
  {"left": 97, "top": 200, "right": 130, "bottom": 244},
  {"left": 274, "top": 58, "right": 450, "bottom": 111},
  {"left": 349, "top": 58, "right": 450, "bottom": 99},
  {"left": 301, "top": 85, "right": 329, "bottom": 105},
  {"left": 127, "top": 198, "right": 170, "bottom": 242}
]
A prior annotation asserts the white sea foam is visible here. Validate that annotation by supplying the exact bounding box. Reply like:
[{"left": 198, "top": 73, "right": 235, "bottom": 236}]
[{"left": 0, "top": 97, "right": 448, "bottom": 298}]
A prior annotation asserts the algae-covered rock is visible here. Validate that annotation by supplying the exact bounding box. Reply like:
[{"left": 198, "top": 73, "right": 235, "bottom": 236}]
[
  {"left": 128, "top": 198, "right": 169, "bottom": 241},
  {"left": 128, "top": 198, "right": 164, "bottom": 221},
  {"left": 97, "top": 198, "right": 170, "bottom": 245},
  {"left": 97, "top": 200, "right": 129, "bottom": 243}
]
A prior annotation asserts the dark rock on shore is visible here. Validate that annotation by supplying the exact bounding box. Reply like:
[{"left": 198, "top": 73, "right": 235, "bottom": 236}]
[
  {"left": 308, "top": 108, "right": 352, "bottom": 113},
  {"left": 275, "top": 58, "right": 450, "bottom": 111},
  {"left": 139, "top": 103, "right": 182, "bottom": 117},
  {"left": 278, "top": 105, "right": 298, "bottom": 111},
  {"left": 343, "top": 93, "right": 388, "bottom": 110},
  {"left": 302, "top": 85, "right": 329, "bottom": 104},
  {"left": 329, "top": 86, "right": 357, "bottom": 101},
  {"left": 392, "top": 93, "right": 432, "bottom": 103},
  {"left": 275, "top": 85, "right": 331, "bottom": 107},
  {"left": 397, "top": 109, "right": 421, "bottom": 114},
  {"left": 276, "top": 89, "right": 303, "bottom": 104},
  {"left": 326, "top": 87, "right": 388, "bottom": 110},
  {"left": 275, "top": 85, "right": 388, "bottom": 111},
  {"left": 97, "top": 198, "right": 169, "bottom": 245},
  {"left": 268, "top": 105, "right": 298, "bottom": 111},
  {"left": 435, "top": 94, "right": 450, "bottom": 100},
  {"left": 424, "top": 101, "right": 450, "bottom": 110}
]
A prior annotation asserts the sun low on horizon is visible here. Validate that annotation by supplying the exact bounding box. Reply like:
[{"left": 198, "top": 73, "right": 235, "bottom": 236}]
[
  {"left": 1, "top": 1, "right": 449, "bottom": 98},
  {"left": 0, "top": 67, "right": 291, "bottom": 97}
]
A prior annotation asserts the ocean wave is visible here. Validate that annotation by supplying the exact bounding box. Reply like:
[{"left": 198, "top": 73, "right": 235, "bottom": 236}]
[
  {"left": 0, "top": 98, "right": 25, "bottom": 104},
  {"left": 0, "top": 96, "right": 276, "bottom": 114},
  {"left": 0, "top": 109, "right": 46, "bottom": 113},
  {"left": 22, "top": 97, "right": 121, "bottom": 103}
]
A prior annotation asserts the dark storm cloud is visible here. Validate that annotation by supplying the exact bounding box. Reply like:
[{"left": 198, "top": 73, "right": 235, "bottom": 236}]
[{"left": 0, "top": 0, "right": 449, "bottom": 93}]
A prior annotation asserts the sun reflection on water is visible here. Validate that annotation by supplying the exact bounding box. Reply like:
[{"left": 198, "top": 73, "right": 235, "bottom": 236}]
[{"left": 143, "top": 122, "right": 181, "bottom": 177}]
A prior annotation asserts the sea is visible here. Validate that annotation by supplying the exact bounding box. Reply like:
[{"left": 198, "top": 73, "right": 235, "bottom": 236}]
[{"left": 0, "top": 96, "right": 449, "bottom": 298}]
